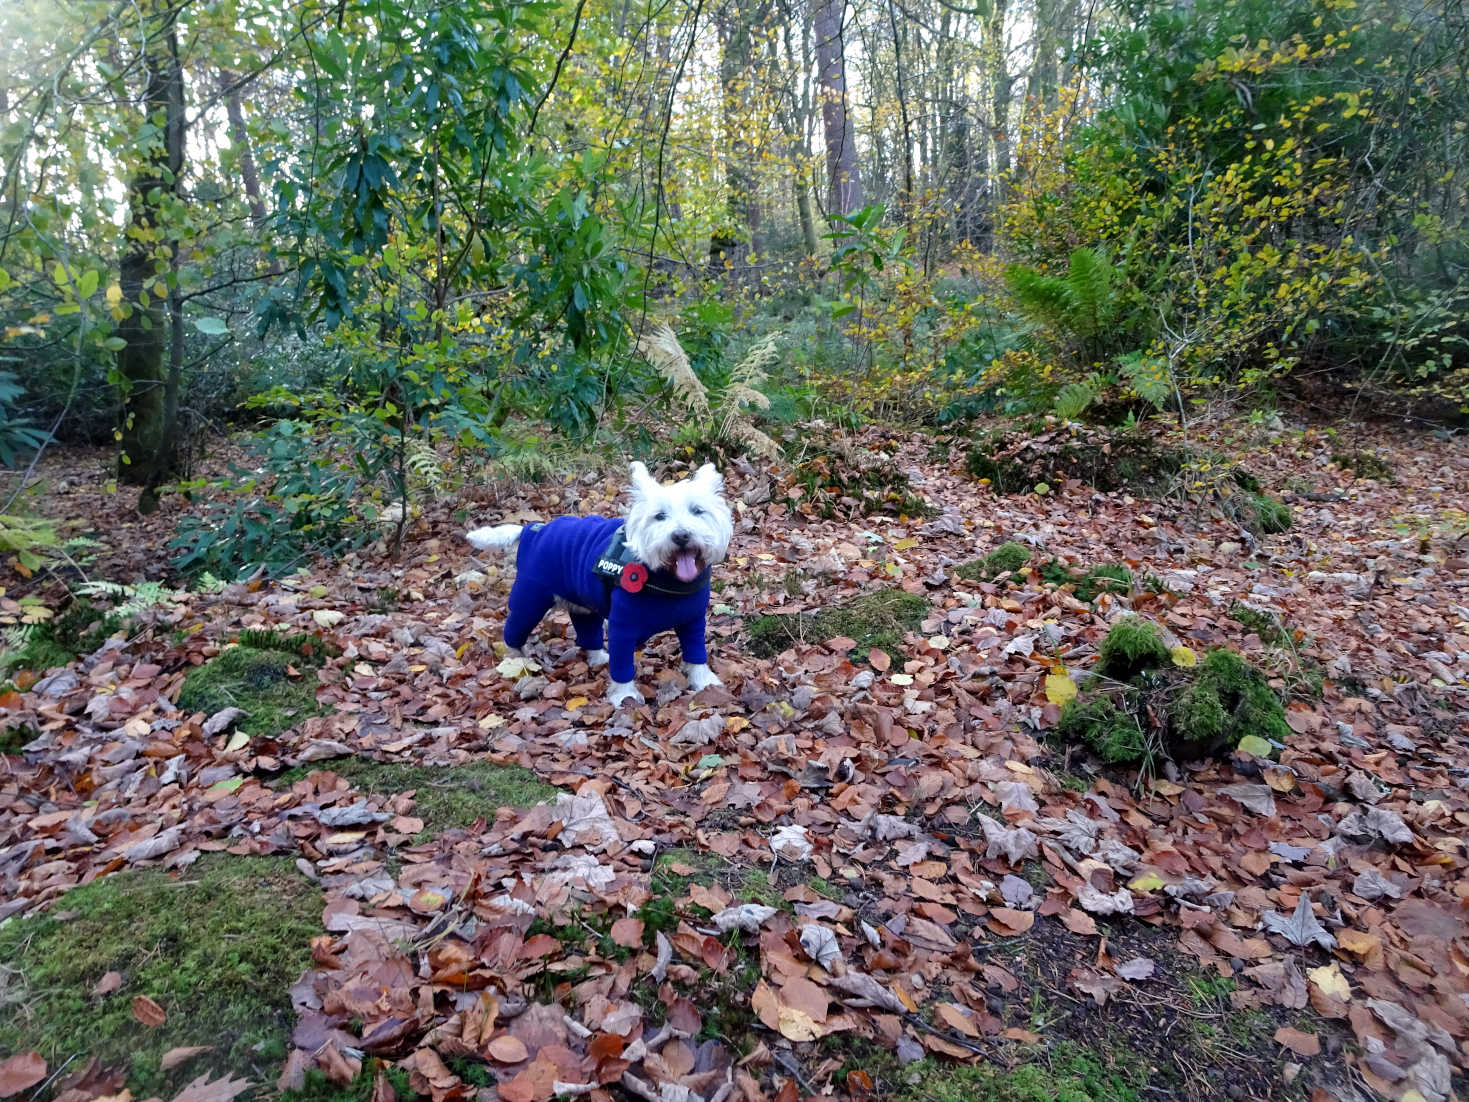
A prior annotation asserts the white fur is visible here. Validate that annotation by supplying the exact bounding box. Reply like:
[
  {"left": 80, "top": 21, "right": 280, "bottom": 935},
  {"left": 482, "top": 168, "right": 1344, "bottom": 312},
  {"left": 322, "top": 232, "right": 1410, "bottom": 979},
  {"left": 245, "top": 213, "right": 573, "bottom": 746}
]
[
  {"left": 466, "top": 523, "right": 524, "bottom": 551},
  {"left": 467, "top": 462, "right": 732, "bottom": 707},
  {"left": 607, "top": 680, "right": 642, "bottom": 708},
  {"left": 684, "top": 661, "right": 722, "bottom": 692}
]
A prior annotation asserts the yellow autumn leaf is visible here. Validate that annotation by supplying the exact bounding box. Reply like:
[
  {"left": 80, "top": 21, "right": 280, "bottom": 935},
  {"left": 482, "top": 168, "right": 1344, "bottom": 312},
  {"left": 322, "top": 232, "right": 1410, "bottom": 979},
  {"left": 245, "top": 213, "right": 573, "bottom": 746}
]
[
  {"left": 893, "top": 537, "right": 917, "bottom": 551},
  {"left": 1237, "top": 735, "right": 1274, "bottom": 759},
  {"left": 312, "top": 609, "right": 345, "bottom": 628},
  {"left": 1307, "top": 961, "right": 1351, "bottom": 1001},
  {"left": 1170, "top": 646, "right": 1198, "bottom": 668},
  {"left": 1044, "top": 673, "right": 1078, "bottom": 706},
  {"left": 106, "top": 283, "right": 123, "bottom": 306},
  {"left": 1128, "top": 872, "right": 1166, "bottom": 892},
  {"left": 776, "top": 1006, "right": 822, "bottom": 1042}
]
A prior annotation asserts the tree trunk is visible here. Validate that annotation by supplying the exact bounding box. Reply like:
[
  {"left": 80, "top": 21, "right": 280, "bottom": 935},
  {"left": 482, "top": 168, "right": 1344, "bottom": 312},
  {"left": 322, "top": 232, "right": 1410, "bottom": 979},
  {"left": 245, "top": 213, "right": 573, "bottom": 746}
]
[
  {"left": 987, "top": 0, "right": 1013, "bottom": 214},
  {"left": 119, "top": 2, "right": 185, "bottom": 499},
  {"left": 220, "top": 70, "right": 267, "bottom": 226},
  {"left": 885, "top": 0, "right": 915, "bottom": 229},
  {"left": 795, "top": 166, "right": 819, "bottom": 255},
  {"left": 813, "top": 0, "right": 864, "bottom": 215},
  {"left": 711, "top": 9, "right": 765, "bottom": 283}
]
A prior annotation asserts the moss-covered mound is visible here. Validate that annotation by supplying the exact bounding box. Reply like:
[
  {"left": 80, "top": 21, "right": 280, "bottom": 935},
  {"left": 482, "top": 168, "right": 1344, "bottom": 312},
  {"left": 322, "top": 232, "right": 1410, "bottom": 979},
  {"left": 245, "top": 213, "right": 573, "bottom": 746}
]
[
  {"left": 0, "top": 855, "right": 320, "bottom": 1098},
  {"left": 1057, "top": 616, "right": 1290, "bottom": 770},
  {"left": 782, "top": 440, "right": 935, "bottom": 519},
  {"left": 746, "top": 588, "right": 930, "bottom": 664},
  {"left": 177, "top": 643, "right": 325, "bottom": 737},
  {"left": 965, "top": 423, "right": 1188, "bottom": 495},
  {"left": 965, "top": 423, "right": 1291, "bottom": 534}
]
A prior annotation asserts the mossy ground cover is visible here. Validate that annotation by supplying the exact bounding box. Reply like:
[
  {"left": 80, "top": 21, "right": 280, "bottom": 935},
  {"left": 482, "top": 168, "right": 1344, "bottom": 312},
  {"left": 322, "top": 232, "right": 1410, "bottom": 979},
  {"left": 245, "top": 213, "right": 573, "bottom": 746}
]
[
  {"left": 274, "top": 757, "right": 560, "bottom": 839},
  {"left": 896, "top": 1044, "right": 1145, "bottom": 1102},
  {"left": 1057, "top": 616, "right": 1290, "bottom": 770},
  {"left": 177, "top": 643, "right": 326, "bottom": 737},
  {"left": 745, "top": 588, "right": 930, "bottom": 664},
  {"left": 956, "top": 543, "right": 1151, "bottom": 605},
  {"left": 0, "top": 855, "right": 320, "bottom": 1098}
]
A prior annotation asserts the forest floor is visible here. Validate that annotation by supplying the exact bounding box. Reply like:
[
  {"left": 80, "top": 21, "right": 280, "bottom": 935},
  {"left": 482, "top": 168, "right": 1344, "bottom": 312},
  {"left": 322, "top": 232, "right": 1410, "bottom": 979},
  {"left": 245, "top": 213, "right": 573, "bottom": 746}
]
[{"left": 1, "top": 414, "right": 1467, "bottom": 1102}]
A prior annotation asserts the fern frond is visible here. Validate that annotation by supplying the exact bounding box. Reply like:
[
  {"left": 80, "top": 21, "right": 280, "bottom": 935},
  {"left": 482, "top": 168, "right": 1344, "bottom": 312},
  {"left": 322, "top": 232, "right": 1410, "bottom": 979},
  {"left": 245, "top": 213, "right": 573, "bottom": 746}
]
[
  {"left": 1067, "top": 246, "right": 1119, "bottom": 333},
  {"left": 723, "top": 418, "right": 782, "bottom": 461},
  {"left": 405, "top": 439, "right": 448, "bottom": 500},
  {"left": 727, "top": 333, "right": 782, "bottom": 393},
  {"left": 74, "top": 579, "right": 180, "bottom": 619},
  {"left": 2, "top": 623, "right": 36, "bottom": 653},
  {"left": 637, "top": 323, "right": 710, "bottom": 417},
  {"left": 1117, "top": 351, "right": 1174, "bottom": 411}
]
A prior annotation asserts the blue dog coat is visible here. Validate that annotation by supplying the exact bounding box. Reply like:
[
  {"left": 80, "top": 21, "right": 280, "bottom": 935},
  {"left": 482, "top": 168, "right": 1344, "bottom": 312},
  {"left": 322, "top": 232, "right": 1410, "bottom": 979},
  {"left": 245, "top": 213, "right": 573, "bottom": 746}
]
[{"left": 505, "top": 515, "right": 712, "bottom": 684}]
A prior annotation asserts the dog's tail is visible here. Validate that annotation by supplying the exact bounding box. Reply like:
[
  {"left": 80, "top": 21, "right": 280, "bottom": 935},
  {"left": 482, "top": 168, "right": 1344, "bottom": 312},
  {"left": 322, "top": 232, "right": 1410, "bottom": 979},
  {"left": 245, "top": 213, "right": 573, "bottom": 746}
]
[{"left": 466, "top": 524, "right": 524, "bottom": 552}]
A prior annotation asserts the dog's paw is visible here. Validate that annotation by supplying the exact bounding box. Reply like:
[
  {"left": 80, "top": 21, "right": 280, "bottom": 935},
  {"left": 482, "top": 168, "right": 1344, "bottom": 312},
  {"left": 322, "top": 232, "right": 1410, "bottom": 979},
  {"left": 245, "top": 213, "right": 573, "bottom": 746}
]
[
  {"left": 607, "top": 681, "right": 643, "bottom": 708},
  {"left": 585, "top": 649, "right": 609, "bottom": 668},
  {"left": 684, "top": 662, "right": 723, "bottom": 692}
]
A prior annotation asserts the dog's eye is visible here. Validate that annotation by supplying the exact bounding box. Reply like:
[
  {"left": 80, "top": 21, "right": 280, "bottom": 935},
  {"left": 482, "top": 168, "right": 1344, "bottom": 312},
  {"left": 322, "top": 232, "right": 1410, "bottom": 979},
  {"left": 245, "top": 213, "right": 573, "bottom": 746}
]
[
  {"left": 690, "top": 505, "right": 703, "bottom": 516},
  {"left": 654, "top": 511, "right": 667, "bottom": 522}
]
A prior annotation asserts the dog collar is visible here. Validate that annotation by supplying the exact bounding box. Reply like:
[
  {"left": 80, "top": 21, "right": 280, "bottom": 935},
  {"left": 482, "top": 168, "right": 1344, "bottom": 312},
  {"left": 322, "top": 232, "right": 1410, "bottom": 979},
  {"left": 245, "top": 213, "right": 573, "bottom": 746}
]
[{"left": 592, "top": 524, "right": 710, "bottom": 596}]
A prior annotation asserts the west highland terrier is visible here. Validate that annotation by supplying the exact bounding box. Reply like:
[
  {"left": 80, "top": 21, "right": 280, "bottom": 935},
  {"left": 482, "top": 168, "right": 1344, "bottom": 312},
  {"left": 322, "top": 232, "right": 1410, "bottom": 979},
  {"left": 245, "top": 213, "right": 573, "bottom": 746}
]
[{"left": 467, "top": 462, "right": 733, "bottom": 708}]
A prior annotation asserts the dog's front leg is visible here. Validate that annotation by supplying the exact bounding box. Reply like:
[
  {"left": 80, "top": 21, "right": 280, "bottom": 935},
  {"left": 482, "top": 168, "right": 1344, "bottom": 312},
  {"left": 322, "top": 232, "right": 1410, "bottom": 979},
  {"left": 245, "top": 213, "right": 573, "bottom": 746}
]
[
  {"left": 605, "top": 623, "right": 641, "bottom": 707},
  {"left": 675, "top": 618, "right": 721, "bottom": 693},
  {"left": 606, "top": 680, "right": 642, "bottom": 707}
]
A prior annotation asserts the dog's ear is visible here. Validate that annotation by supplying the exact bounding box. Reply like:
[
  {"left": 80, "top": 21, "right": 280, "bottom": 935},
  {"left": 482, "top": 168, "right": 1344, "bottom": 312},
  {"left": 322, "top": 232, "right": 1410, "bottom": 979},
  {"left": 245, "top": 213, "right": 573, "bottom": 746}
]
[
  {"left": 628, "top": 461, "right": 658, "bottom": 501},
  {"left": 692, "top": 463, "right": 724, "bottom": 494}
]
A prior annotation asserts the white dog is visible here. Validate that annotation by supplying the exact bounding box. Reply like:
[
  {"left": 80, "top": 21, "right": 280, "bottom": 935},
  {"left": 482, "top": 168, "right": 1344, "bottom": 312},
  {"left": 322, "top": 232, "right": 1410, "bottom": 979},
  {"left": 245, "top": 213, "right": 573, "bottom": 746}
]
[{"left": 468, "top": 462, "right": 733, "bottom": 707}]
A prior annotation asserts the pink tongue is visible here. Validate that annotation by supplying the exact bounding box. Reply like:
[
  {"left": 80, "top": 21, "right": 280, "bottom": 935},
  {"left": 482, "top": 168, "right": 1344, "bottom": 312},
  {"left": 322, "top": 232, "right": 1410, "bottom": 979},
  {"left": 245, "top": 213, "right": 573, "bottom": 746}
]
[{"left": 675, "top": 550, "right": 699, "bottom": 581}]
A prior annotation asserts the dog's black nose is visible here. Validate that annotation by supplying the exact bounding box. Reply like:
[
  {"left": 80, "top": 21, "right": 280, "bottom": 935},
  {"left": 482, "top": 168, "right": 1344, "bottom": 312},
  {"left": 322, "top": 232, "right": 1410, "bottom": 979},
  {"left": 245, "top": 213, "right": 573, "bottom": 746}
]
[{"left": 672, "top": 530, "right": 691, "bottom": 547}]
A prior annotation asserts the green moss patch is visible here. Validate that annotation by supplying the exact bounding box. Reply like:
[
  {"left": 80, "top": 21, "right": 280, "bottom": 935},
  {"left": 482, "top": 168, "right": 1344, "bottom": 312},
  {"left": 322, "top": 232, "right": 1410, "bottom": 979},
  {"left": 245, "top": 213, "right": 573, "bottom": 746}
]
[
  {"left": 0, "top": 854, "right": 320, "bottom": 1098},
  {"left": 898, "top": 1043, "right": 1144, "bottom": 1102},
  {"left": 1041, "top": 559, "right": 1134, "bottom": 603},
  {"left": 956, "top": 541, "right": 1032, "bottom": 583},
  {"left": 1331, "top": 450, "right": 1394, "bottom": 481},
  {"left": 745, "top": 588, "right": 930, "bottom": 663},
  {"left": 1057, "top": 617, "right": 1290, "bottom": 770},
  {"left": 177, "top": 645, "right": 325, "bottom": 737},
  {"left": 275, "top": 758, "right": 559, "bottom": 839},
  {"left": 1245, "top": 491, "right": 1292, "bottom": 534}
]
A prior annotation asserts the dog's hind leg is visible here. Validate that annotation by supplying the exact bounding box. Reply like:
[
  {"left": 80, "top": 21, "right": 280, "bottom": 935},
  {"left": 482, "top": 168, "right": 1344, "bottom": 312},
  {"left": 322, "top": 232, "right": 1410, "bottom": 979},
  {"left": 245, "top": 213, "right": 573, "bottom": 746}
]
[{"left": 504, "top": 586, "right": 555, "bottom": 651}]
